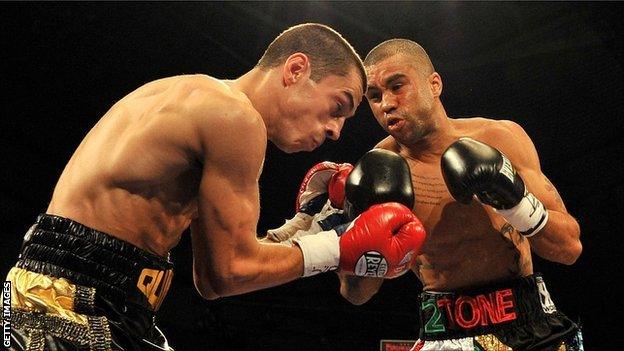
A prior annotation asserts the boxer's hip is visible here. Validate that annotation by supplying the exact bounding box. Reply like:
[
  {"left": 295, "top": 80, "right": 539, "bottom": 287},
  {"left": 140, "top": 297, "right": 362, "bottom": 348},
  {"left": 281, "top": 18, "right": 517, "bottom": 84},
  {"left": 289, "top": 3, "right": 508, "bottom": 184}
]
[
  {"left": 4, "top": 214, "right": 175, "bottom": 350},
  {"left": 415, "top": 274, "right": 582, "bottom": 350}
]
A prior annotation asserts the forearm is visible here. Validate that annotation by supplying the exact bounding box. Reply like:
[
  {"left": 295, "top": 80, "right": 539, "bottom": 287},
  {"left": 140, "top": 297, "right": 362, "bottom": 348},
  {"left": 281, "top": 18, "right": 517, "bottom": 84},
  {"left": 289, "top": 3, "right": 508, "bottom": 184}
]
[
  {"left": 529, "top": 210, "right": 581, "bottom": 265},
  {"left": 338, "top": 273, "right": 383, "bottom": 305},
  {"left": 205, "top": 241, "right": 304, "bottom": 297}
]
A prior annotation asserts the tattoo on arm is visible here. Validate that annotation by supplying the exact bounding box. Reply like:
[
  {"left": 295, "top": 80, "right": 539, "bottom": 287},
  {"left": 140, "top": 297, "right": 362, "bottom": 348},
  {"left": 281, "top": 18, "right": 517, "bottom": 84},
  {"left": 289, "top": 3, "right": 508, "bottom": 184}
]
[
  {"left": 500, "top": 223, "right": 515, "bottom": 240},
  {"left": 500, "top": 222, "right": 525, "bottom": 244},
  {"left": 500, "top": 223, "right": 530, "bottom": 275},
  {"left": 544, "top": 176, "right": 565, "bottom": 208}
]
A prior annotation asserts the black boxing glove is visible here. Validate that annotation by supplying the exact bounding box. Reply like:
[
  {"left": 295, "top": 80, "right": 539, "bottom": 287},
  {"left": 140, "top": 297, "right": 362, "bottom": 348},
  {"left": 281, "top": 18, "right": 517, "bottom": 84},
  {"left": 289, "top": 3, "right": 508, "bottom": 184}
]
[
  {"left": 344, "top": 149, "right": 415, "bottom": 220},
  {"left": 441, "top": 137, "right": 548, "bottom": 237}
]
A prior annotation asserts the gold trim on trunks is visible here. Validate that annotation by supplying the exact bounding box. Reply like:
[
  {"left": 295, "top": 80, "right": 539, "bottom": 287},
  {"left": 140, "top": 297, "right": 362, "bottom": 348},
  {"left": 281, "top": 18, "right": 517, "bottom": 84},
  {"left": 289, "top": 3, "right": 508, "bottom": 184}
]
[
  {"left": 11, "top": 308, "right": 112, "bottom": 351},
  {"left": 6, "top": 267, "right": 90, "bottom": 324},
  {"left": 137, "top": 267, "right": 174, "bottom": 310},
  {"left": 5, "top": 267, "right": 112, "bottom": 350}
]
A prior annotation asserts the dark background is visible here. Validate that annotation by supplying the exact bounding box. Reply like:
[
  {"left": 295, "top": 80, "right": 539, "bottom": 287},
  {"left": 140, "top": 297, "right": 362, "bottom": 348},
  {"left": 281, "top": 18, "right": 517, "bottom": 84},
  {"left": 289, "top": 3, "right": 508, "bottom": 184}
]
[{"left": 1, "top": 2, "right": 622, "bottom": 350}]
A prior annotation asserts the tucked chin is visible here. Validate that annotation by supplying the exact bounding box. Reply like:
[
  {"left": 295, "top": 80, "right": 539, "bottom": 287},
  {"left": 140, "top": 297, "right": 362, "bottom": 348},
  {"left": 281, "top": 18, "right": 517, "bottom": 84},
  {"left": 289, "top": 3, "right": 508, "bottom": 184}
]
[
  {"left": 299, "top": 142, "right": 316, "bottom": 153},
  {"left": 276, "top": 144, "right": 299, "bottom": 154},
  {"left": 275, "top": 139, "right": 303, "bottom": 154}
]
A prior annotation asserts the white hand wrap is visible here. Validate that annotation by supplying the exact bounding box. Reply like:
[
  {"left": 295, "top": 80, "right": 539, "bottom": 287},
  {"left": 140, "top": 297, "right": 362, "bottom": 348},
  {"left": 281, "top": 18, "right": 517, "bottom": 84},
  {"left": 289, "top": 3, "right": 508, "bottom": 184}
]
[
  {"left": 267, "top": 200, "right": 343, "bottom": 245},
  {"left": 495, "top": 192, "right": 549, "bottom": 237},
  {"left": 294, "top": 230, "right": 340, "bottom": 277},
  {"left": 266, "top": 212, "right": 313, "bottom": 243}
]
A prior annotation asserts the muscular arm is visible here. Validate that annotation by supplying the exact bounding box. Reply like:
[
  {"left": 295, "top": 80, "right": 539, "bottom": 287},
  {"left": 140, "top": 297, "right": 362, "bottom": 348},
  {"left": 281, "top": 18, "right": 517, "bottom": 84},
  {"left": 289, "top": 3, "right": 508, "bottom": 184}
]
[
  {"left": 492, "top": 121, "right": 582, "bottom": 264},
  {"left": 190, "top": 101, "right": 304, "bottom": 299}
]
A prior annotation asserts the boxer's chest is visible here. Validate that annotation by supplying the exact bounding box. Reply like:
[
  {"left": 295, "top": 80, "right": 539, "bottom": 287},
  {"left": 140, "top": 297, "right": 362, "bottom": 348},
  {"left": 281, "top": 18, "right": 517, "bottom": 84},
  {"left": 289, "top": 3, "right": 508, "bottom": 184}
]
[
  {"left": 407, "top": 160, "right": 452, "bottom": 223},
  {"left": 406, "top": 159, "right": 497, "bottom": 240}
]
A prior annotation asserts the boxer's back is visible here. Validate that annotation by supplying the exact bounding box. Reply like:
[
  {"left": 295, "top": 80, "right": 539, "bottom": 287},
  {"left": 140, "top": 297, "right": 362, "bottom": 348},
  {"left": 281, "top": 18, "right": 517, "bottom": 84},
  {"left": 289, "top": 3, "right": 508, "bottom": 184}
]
[
  {"left": 47, "top": 74, "right": 237, "bottom": 256},
  {"left": 380, "top": 118, "right": 533, "bottom": 291}
]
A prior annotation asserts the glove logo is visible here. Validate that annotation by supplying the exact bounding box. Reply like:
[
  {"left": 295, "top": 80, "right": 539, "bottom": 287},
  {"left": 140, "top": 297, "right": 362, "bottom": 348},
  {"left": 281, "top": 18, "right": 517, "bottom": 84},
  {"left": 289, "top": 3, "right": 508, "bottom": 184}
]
[
  {"left": 394, "top": 251, "right": 414, "bottom": 274},
  {"left": 355, "top": 251, "right": 388, "bottom": 277},
  {"left": 499, "top": 154, "right": 516, "bottom": 183},
  {"left": 398, "top": 250, "right": 414, "bottom": 266}
]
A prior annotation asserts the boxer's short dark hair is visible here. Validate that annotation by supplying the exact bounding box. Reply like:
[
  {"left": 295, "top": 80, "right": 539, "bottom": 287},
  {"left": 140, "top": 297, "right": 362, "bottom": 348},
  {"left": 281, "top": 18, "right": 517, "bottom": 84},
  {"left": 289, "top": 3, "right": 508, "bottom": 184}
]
[
  {"left": 364, "top": 38, "right": 435, "bottom": 77},
  {"left": 257, "top": 23, "right": 366, "bottom": 92}
]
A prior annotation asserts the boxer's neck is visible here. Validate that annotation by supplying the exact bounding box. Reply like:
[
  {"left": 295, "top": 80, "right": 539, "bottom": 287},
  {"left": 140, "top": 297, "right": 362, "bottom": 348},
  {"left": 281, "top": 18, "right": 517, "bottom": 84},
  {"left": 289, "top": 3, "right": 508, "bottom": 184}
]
[
  {"left": 227, "top": 68, "right": 280, "bottom": 138},
  {"left": 401, "top": 102, "right": 460, "bottom": 162}
]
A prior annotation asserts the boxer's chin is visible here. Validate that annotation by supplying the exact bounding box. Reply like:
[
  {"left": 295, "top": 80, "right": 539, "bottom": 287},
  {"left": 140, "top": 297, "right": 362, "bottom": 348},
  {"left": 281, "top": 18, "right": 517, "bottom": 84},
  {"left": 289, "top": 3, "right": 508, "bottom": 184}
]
[{"left": 273, "top": 140, "right": 301, "bottom": 154}]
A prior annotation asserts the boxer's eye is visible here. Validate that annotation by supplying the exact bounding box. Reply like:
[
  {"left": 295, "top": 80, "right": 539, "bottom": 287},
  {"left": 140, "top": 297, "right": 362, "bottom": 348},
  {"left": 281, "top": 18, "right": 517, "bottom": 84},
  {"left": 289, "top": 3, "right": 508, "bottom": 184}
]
[
  {"left": 391, "top": 84, "right": 403, "bottom": 91},
  {"left": 332, "top": 102, "right": 343, "bottom": 117},
  {"left": 367, "top": 92, "right": 381, "bottom": 102}
]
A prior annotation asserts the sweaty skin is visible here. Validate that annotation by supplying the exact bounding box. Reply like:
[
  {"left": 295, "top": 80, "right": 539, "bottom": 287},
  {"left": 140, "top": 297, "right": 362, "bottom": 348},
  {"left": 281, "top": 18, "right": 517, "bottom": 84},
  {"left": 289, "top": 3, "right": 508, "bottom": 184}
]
[
  {"left": 339, "top": 53, "right": 580, "bottom": 304},
  {"left": 47, "top": 60, "right": 363, "bottom": 299},
  {"left": 377, "top": 119, "right": 546, "bottom": 291},
  {"left": 48, "top": 75, "right": 213, "bottom": 256}
]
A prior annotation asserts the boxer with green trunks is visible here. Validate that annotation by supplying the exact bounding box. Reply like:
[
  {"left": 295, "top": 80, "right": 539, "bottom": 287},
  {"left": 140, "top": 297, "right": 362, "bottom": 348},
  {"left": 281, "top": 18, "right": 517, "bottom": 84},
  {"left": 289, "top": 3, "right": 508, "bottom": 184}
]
[{"left": 343, "top": 39, "right": 584, "bottom": 351}]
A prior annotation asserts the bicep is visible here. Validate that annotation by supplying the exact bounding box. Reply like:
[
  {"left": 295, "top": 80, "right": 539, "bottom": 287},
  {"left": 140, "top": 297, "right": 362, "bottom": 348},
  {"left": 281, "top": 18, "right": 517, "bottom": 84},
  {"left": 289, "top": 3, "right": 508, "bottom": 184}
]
[
  {"left": 198, "top": 164, "right": 260, "bottom": 245},
  {"left": 190, "top": 104, "right": 267, "bottom": 277},
  {"left": 496, "top": 121, "right": 568, "bottom": 213},
  {"left": 191, "top": 161, "right": 261, "bottom": 281}
]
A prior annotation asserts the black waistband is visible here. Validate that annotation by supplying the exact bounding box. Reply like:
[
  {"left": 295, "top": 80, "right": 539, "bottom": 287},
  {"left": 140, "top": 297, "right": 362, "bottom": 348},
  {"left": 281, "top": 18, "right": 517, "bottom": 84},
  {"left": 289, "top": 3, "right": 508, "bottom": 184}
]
[
  {"left": 418, "top": 274, "right": 557, "bottom": 340},
  {"left": 16, "top": 214, "right": 174, "bottom": 313}
]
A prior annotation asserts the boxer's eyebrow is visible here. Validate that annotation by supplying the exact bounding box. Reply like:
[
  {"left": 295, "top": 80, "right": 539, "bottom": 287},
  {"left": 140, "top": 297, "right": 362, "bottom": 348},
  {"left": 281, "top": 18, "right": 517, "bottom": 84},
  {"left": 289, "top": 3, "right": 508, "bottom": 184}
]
[
  {"left": 342, "top": 90, "right": 355, "bottom": 116},
  {"left": 385, "top": 73, "right": 407, "bottom": 86},
  {"left": 366, "top": 73, "right": 407, "bottom": 95}
]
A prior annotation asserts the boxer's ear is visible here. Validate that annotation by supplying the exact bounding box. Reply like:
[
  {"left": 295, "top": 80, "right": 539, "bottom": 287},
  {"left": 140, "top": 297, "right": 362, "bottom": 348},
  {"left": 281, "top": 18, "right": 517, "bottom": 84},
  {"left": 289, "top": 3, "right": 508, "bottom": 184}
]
[
  {"left": 429, "top": 72, "right": 443, "bottom": 98},
  {"left": 283, "top": 53, "right": 310, "bottom": 86}
]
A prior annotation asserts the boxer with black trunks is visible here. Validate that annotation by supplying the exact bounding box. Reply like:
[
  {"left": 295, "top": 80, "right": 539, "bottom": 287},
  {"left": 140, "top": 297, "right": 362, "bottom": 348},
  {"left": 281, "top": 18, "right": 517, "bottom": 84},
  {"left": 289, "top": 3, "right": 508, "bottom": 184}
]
[
  {"left": 2, "top": 25, "right": 428, "bottom": 350},
  {"left": 352, "top": 39, "right": 583, "bottom": 350},
  {"left": 274, "top": 39, "right": 584, "bottom": 350}
]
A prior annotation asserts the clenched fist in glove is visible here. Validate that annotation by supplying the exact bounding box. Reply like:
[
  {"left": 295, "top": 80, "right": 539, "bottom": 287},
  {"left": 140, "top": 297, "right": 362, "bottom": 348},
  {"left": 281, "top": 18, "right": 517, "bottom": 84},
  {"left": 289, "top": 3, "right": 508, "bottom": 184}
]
[
  {"left": 294, "top": 202, "right": 426, "bottom": 278},
  {"left": 266, "top": 161, "right": 352, "bottom": 243},
  {"left": 441, "top": 137, "right": 548, "bottom": 237}
]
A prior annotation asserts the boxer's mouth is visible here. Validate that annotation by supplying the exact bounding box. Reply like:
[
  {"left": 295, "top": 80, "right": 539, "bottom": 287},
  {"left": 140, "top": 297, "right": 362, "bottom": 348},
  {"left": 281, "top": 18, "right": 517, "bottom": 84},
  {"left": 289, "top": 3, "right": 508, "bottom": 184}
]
[{"left": 387, "top": 117, "right": 405, "bottom": 131}]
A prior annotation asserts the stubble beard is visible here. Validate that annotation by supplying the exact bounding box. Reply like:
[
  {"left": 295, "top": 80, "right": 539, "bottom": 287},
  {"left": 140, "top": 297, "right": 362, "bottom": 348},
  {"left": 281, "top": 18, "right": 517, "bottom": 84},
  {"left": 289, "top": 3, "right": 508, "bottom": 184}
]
[{"left": 395, "top": 109, "right": 435, "bottom": 146}]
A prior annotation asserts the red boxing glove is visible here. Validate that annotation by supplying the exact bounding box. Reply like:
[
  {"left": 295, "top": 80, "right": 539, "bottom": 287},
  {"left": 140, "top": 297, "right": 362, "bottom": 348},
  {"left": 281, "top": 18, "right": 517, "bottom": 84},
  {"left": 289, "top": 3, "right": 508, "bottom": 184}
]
[
  {"left": 339, "top": 202, "right": 426, "bottom": 278},
  {"left": 295, "top": 202, "right": 426, "bottom": 278},
  {"left": 296, "top": 161, "right": 353, "bottom": 211},
  {"left": 328, "top": 165, "right": 352, "bottom": 209}
]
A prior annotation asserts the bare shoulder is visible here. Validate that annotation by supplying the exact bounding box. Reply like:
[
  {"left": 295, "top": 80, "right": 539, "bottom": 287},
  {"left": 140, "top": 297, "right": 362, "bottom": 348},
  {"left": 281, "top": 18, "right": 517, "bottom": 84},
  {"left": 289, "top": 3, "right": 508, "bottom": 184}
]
[
  {"left": 374, "top": 136, "right": 401, "bottom": 152},
  {"left": 175, "top": 75, "right": 266, "bottom": 152},
  {"left": 485, "top": 119, "right": 529, "bottom": 141},
  {"left": 177, "top": 75, "right": 255, "bottom": 116},
  {"left": 455, "top": 117, "right": 538, "bottom": 168},
  {"left": 455, "top": 117, "right": 530, "bottom": 148}
]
